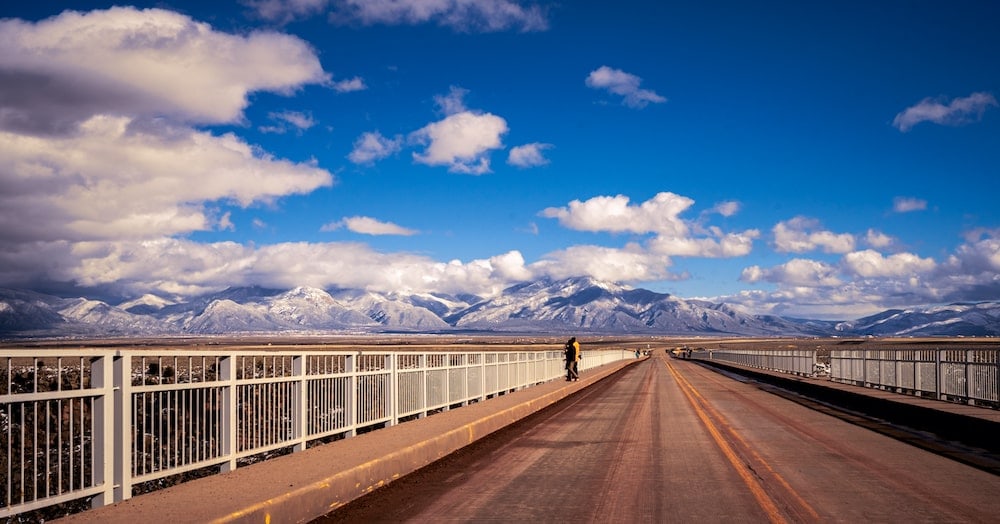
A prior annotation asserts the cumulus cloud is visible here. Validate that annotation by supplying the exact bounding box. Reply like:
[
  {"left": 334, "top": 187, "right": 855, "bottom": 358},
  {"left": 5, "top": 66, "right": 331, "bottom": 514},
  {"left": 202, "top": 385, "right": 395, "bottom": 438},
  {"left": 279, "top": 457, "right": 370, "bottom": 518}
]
[
  {"left": 321, "top": 216, "right": 418, "bottom": 236},
  {"left": 893, "top": 196, "right": 927, "bottom": 213},
  {"left": 0, "top": 115, "right": 332, "bottom": 243},
  {"left": 19, "top": 238, "right": 533, "bottom": 298},
  {"left": 892, "top": 92, "right": 998, "bottom": 132},
  {"left": 708, "top": 201, "right": 741, "bottom": 217},
  {"left": 864, "top": 229, "right": 895, "bottom": 249},
  {"left": 0, "top": 8, "right": 339, "bottom": 295},
  {"left": 0, "top": 7, "right": 329, "bottom": 134},
  {"left": 540, "top": 192, "right": 693, "bottom": 236},
  {"left": 327, "top": 0, "right": 549, "bottom": 32},
  {"left": 585, "top": 66, "right": 666, "bottom": 109},
  {"left": 530, "top": 244, "right": 677, "bottom": 283},
  {"left": 348, "top": 131, "right": 404, "bottom": 164},
  {"left": 649, "top": 230, "right": 758, "bottom": 258},
  {"left": 772, "top": 217, "right": 855, "bottom": 254},
  {"left": 350, "top": 87, "right": 511, "bottom": 174},
  {"left": 841, "top": 250, "right": 936, "bottom": 278},
  {"left": 740, "top": 258, "right": 841, "bottom": 287},
  {"left": 410, "top": 111, "right": 508, "bottom": 174},
  {"left": 540, "top": 192, "right": 759, "bottom": 259},
  {"left": 730, "top": 233, "right": 1000, "bottom": 318},
  {"left": 508, "top": 142, "right": 552, "bottom": 168}
]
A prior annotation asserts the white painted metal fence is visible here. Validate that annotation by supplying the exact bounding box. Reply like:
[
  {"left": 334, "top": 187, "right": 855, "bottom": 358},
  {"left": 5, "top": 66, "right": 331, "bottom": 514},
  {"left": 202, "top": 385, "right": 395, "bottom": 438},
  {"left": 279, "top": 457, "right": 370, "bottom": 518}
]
[
  {"left": 830, "top": 348, "right": 1000, "bottom": 407},
  {"left": 0, "top": 346, "right": 630, "bottom": 519},
  {"left": 701, "top": 349, "right": 817, "bottom": 376}
]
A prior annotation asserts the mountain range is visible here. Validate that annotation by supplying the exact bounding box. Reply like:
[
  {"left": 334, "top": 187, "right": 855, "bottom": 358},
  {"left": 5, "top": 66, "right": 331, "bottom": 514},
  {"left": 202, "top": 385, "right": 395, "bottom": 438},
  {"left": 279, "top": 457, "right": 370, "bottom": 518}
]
[{"left": 2, "top": 277, "right": 999, "bottom": 339}]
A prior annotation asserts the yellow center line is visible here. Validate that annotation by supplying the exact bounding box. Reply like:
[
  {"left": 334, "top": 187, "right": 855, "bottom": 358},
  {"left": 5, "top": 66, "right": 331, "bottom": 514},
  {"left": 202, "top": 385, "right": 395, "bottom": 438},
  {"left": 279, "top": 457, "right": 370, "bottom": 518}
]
[
  {"left": 664, "top": 358, "right": 788, "bottom": 524},
  {"left": 685, "top": 365, "right": 822, "bottom": 521}
]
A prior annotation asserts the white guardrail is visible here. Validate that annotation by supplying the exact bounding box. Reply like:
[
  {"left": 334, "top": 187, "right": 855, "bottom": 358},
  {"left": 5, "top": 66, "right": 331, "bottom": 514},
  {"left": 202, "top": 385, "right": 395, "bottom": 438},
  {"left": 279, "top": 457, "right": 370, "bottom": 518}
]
[
  {"left": 701, "top": 349, "right": 818, "bottom": 376},
  {"left": 0, "top": 346, "right": 632, "bottom": 519},
  {"left": 830, "top": 348, "right": 1000, "bottom": 407}
]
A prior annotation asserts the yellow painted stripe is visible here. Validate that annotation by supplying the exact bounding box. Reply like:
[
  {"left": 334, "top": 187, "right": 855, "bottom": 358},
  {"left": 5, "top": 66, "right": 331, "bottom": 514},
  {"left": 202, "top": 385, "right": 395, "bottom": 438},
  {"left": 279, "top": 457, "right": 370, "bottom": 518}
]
[
  {"left": 665, "top": 359, "right": 788, "bottom": 524},
  {"left": 686, "top": 366, "right": 821, "bottom": 521}
]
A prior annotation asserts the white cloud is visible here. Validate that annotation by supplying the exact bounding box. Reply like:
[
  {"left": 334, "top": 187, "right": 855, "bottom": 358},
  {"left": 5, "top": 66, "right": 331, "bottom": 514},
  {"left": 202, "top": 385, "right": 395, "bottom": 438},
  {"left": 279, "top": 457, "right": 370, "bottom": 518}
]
[
  {"left": 244, "top": 0, "right": 333, "bottom": 24},
  {"left": 508, "top": 142, "right": 552, "bottom": 168},
  {"left": 540, "top": 192, "right": 759, "bottom": 259},
  {"left": 435, "top": 86, "right": 470, "bottom": 115},
  {"left": 864, "top": 229, "right": 895, "bottom": 249},
  {"left": 530, "top": 244, "right": 677, "bottom": 283},
  {"left": 261, "top": 110, "right": 316, "bottom": 134},
  {"left": 328, "top": 0, "right": 549, "bottom": 32},
  {"left": 585, "top": 66, "right": 666, "bottom": 109},
  {"left": 731, "top": 234, "right": 1000, "bottom": 318},
  {"left": 709, "top": 201, "right": 741, "bottom": 217},
  {"left": 648, "top": 230, "right": 758, "bottom": 258},
  {"left": 0, "top": 7, "right": 329, "bottom": 133},
  {"left": 540, "top": 192, "right": 693, "bottom": 236},
  {"left": 892, "top": 196, "right": 927, "bottom": 213},
  {"left": 348, "top": 131, "right": 404, "bottom": 164},
  {"left": 842, "top": 250, "right": 936, "bottom": 278},
  {"left": 0, "top": 115, "right": 332, "bottom": 243},
  {"left": 892, "top": 92, "right": 998, "bottom": 132},
  {"left": 410, "top": 111, "right": 508, "bottom": 174},
  {"left": 322, "top": 216, "right": 418, "bottom": 236},
  {"left": 218, "top": 212, "right": 236, "bottom": 232},
  {"left": 772, "top": 216, "right": 855, "bottom": 254},
  {"left": 331, "top": 76, "right": 366, "bottom": 93},
  {"left": 740, "top": 258, "right": 841, "bottom": 287},
  {"left": 24, "top": 238, "right": 532, "bottom": 298}
]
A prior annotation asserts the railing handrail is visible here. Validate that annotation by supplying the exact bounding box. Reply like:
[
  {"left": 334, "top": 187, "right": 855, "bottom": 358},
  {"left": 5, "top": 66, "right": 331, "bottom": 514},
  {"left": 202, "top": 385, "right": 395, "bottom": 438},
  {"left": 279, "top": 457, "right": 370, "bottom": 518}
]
[
  {"left": 700, "top": 348, "right": 817, "bottom": 376},
  {"left": 829, "top": 347, "right": 999, "bottom": 407}
]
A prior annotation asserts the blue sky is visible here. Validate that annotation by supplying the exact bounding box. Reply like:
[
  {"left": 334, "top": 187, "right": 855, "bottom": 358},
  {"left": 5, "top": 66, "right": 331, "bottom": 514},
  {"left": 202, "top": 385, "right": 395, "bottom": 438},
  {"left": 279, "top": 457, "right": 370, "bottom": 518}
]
[{"left": 1, "top": 1, "right": 998, "bottom": 320}]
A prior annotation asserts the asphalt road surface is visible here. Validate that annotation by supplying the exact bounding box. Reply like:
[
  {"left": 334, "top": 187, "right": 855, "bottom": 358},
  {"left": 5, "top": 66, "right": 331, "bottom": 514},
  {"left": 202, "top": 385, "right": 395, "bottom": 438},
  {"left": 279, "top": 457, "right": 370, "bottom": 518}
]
[{"left": 317, "top": 354, "right": 1000, "bottom": 522}]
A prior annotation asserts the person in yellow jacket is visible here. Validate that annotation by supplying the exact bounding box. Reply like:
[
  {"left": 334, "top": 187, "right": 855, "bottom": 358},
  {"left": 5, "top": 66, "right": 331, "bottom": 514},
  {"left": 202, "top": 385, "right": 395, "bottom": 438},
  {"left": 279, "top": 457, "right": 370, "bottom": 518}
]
[{"left": 564, "top": 337, "right": 581, "bottom": 381}]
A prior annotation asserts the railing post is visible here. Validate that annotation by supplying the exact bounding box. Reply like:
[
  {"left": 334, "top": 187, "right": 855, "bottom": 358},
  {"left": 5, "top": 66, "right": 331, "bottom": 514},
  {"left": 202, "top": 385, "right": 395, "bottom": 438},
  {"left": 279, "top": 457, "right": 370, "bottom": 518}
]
[
  {"left": 114, "top": 353, "right": 132, "bottom": 502},
  {"left": 419, "top": 354, "right": 428, "bottom": 418},
  {"left": 389, "top": 353, "right": 399, "bottom": 426},
  {"left": 966, "top": 350, "right": 973, "bottom": 406},
  {"left": 346, "top": 353, "right": 357, "bottom": 437},
  {"left": 935, "top": 349, "right": 943, "bottom": 401},
  {"left": 479, "top": 352, "right": 487, "bottom": 401},
  {"left": 89, "top": 353, "right": 116, "bottom": 508},
  {"left": 220, "top": 355, "right": 238, "bottom": 472},
  {"left": 293, "top": 355, "right": 307, "bottom": 452}
]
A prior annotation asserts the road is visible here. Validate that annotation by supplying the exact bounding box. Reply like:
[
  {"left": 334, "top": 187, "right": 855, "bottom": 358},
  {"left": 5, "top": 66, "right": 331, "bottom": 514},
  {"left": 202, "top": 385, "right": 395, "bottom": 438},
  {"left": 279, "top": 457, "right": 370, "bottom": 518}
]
[{"left": 318, "top": 353, "right": 1000, "bottom": 522}]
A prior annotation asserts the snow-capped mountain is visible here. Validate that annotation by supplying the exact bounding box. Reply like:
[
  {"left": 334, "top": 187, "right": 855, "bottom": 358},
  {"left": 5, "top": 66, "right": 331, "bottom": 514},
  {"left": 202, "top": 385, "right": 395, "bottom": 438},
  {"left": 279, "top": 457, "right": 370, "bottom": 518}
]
[
  {"left": 448, "top": 277, "right": 832, "bottom": 336},
  {"left": 836, "top": 302, "right": 1000, "bottom": 337},
  {"left": 58, "top": 298, "right": 172, "bottom": 335},
  {"left": 1, "top": 281, "right": 999, "bottom": 338},
  {"left": 330, "top": 289, "right": 453, "bottom": 330}
]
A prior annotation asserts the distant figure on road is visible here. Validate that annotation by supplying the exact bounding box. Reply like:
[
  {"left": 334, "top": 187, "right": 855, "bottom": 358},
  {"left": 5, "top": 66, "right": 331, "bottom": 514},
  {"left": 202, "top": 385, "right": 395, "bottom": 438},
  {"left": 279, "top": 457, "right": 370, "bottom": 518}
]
[{"left": 565, "top": 337, "right": 581, "bottom": 381}]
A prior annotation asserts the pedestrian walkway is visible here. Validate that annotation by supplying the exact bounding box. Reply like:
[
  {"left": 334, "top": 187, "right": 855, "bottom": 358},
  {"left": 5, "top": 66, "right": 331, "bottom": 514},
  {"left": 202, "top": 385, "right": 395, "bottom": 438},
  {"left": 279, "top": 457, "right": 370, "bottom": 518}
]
[{"left": 57, "top": 359, "right": 638, "bottom": 524}]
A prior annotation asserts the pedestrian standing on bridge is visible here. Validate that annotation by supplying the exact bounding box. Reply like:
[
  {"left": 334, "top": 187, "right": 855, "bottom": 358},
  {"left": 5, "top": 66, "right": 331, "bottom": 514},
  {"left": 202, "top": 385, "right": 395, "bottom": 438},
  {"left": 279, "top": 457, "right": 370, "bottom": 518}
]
[{"left": 565, "top": 337, "right": 581, "bottom": 381}]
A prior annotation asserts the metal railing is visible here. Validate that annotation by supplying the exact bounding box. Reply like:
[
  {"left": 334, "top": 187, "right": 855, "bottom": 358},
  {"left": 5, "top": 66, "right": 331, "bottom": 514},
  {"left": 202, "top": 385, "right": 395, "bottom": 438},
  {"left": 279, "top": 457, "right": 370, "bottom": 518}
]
[
  {"left": 700, "top": 349, "right": 817, "bottom": 376},
  {"left": 830, "top": 348, "right": 999, "bottom": 407},
  {"left": 0, "top": 346, "right": 630, "bottom": 519}
]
